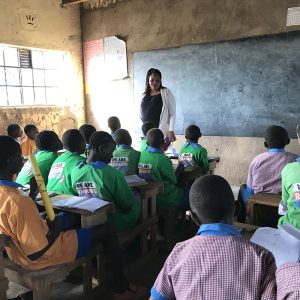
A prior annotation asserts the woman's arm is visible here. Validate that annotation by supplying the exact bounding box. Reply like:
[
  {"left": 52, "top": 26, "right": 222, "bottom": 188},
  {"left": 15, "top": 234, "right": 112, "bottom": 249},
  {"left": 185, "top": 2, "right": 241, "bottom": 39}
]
[{"left": 164, "top": 89, "right": 176, "bottom": 141}]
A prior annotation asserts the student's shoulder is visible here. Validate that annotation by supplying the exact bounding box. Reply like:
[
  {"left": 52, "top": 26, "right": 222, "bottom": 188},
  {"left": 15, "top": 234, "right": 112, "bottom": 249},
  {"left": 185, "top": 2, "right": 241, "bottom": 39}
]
[
  {"left": 249, "top": 152, "right": 270, "bottom": 166},
  {"left": 1, "top": 187, "right": 33, "bottom": 208},
  {"left": 282, "top": 160, "right": 300, "bottom": 174}
]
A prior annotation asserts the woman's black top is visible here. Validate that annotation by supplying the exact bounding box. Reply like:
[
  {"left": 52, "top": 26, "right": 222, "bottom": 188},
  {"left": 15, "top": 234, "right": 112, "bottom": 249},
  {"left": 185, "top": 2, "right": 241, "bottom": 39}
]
[{"left": 140, "top": 93, "right": 163, "bottom": 128}]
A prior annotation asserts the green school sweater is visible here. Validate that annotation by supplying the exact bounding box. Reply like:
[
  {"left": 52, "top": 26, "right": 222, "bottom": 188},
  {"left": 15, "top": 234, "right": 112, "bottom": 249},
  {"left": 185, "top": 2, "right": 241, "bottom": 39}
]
[
  {"left": 16, "top": 151, "right": 58, "bottom": 186},
  {"left": 71, "top": 161, "right": 141, "bottom": 232},
  {"left": 278, "top": 159, "right": 300, "bottom": 230},
  {"left": 179, "top": 142, "right": 208, "bottom": 174},
  {"left": 140, "top": 138, "right": 148, "bottom": 152},
  {"left": 111, "top": 145, "right": 141, "bottom": 175},
  {"left": 138, "top": 147, "right": 180, "bottom": 208},
  {"left": 47, "top": 151, "right": 84, "bottom": 195}
]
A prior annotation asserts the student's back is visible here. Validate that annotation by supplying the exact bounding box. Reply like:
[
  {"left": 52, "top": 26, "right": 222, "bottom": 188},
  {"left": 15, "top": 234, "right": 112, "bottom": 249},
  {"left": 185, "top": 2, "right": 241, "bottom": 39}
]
[
  {"left": 179, "top": 125, "right": 208, "bottom": 173},
  {"left": 111, "top": 129, "right": 140, "bottom": 175},
  {"left": 112, "top": 146, "right": 140, "bottom": 175},
  {"left": 151, "top": 175, "right": 276, "bottom": 300},
  {"left": 0, "top": 183, "right": 77, "bottom": 270},
  {"left": 17, "top": 131, "right": 62, "bottom": 186},
  {"left": 248, "top": 150, "right": 297, "bottom": 194},
  {"left": 71, "top": 161, "right": 140, "bottom": 232},
  {"left": 71, "top": 131, "right": 140, "bottom": 232},
  {"left": 152, "top": 234, "right": 275, "bottom": 300},
  {"left": 138, "top": 129, "right": 181, "bottom": 208},
  {"left": 47, "top": 129, "right": 85, "bottom": 195}
]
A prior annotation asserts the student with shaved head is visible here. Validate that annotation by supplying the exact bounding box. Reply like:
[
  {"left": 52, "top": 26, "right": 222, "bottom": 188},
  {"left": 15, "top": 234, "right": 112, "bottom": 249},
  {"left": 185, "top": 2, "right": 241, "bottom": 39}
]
[
  {"left": 71, "top": 131, "right": 140, "bottom": 232},
  {"left": 47, "top": 129, "right": 85, "bottom": 195},
  {"left": 17, "top": 130, "right": 62, "bottom": 186},
  {"left": 138, "top": 128, "right": 183, "bottom": 208},
  {"left": 150, "top": 175, "right": 277, "bottom": 300}
]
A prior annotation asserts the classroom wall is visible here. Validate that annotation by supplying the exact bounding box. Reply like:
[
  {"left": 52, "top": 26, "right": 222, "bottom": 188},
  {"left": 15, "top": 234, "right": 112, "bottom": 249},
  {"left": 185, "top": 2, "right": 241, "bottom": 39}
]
[
  {"left": 81, "top": 0, "right": 300, "bottom": 185},
  {"left": 0, "top": 0, "right": 85, "bottom": 133},
  {"left": 0, "top": 106, "right": 77, "bottom": 137}
]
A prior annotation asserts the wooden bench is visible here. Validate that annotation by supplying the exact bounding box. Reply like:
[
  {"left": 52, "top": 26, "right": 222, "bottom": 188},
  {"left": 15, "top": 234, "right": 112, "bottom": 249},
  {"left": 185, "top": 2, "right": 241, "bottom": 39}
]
[
  {"left": 1, "top": 236, "right": 103, "bottom": 300},
  {"left": 0, "top": 235, "right": 9, "bottom": 300},
  {"left": 247, "top": 193, "right": 281, "bottom": 227}
]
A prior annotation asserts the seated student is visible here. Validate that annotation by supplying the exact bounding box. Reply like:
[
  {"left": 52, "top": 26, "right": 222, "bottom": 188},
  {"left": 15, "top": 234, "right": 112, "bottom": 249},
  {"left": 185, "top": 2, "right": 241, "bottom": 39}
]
[
  {"left": 140, "top": 121, "right": 155, "bottom": 152},
  {"left": 278, "top": 123, "right": 300, "bottom": 230},
  {"left": 79, "top": 123, "right": 96, "bottom": 156},
  {"left": 7, "top": 123, "right": 23, "bottom": 142},
  {"left": 0, "top": 136, "right": 143, "bottom": 300},
  {"left": 108, "top": 116, "right": 121, "bottom": 139},
  {"left": 111, "top": 129, "right": 140, "bottom": 175},
  {"left": 276, "top": 263, "right": 300, "bottom": 300},
  {"left": 20, "top": 124, "right": 39, "bottom": 157},
  {"left": 71, "top": 131, "right": 141, "bottom": 232},
  {"left": 47, "top": 129, "right": 85, "bottom": 195},
  {"left": 16, "top": 131, "right": 62, "bottom": 187},
  {"left": 150, "top": 175, "right": 277, "bottom": 300},
  {"left": 179, "top": 124, "right": 208, "bottom": 174},
  {"left": 138, "top": 128, "right": 182, "bottom": 208},
  {"left": 237, "top": 125, "right": 298, "bottom": 222}
]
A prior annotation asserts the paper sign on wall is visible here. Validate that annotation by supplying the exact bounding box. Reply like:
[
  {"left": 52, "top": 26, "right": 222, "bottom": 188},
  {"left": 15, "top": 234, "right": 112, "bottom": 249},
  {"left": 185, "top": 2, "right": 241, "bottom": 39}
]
[{"left": 287, "top": 7, "right": 300, "bottom": 26}]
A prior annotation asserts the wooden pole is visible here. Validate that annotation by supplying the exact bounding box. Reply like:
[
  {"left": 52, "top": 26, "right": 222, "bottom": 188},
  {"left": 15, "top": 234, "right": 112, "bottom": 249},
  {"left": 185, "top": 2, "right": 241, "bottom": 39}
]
[{"left": 29, "top": 154, "right": 55, "bottom": 221}]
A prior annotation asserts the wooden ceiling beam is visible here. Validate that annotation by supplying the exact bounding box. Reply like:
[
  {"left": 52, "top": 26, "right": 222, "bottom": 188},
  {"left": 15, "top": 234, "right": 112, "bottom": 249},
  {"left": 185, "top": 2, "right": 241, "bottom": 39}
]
[{"left": 61, "top": 0, "right": 89, "bottom": 5}]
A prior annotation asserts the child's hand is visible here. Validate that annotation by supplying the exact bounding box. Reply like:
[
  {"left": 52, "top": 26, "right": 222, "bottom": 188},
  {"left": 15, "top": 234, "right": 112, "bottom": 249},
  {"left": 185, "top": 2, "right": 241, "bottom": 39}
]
[{"left": 46, "top": 216, "right": 64, "bottom": 232}]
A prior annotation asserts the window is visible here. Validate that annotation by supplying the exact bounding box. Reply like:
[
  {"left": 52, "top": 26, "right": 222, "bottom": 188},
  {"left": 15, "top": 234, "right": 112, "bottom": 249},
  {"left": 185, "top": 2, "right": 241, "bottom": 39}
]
[{"left": 0, "top": 45, "right": 69, "bottom": 106}]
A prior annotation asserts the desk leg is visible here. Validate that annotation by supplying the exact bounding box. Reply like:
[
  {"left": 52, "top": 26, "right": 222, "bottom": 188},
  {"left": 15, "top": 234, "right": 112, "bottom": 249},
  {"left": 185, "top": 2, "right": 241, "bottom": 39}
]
[
  {"left": 140, "top": 192, "right": 148, "bottom": 255},
  {"left": 0, "top": 245, "right": 8, "bottom": 300},
  {"left": 247, "top": 202, "right": 255, "bottom": 225}
]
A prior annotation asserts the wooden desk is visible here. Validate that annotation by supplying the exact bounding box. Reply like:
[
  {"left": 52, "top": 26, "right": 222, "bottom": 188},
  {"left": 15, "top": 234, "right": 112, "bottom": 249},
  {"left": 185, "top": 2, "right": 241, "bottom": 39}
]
[
  {"left": 234, "top": 222, "right": 259, "bottom": 240},
  {"left": 172, "top": 156, "right": 220, "bottom": 176},
  {"left": 128, "top": 181, "right": 163, "bottom": 254},
  {"left": 247, "top": 193, "right": 281, "bottom": 226},
  {"left": 0, "top": 235, "right": 8, "bottom": 300},
  {"left": 37, "top": 195, "right": 113, "bottom": 228}
]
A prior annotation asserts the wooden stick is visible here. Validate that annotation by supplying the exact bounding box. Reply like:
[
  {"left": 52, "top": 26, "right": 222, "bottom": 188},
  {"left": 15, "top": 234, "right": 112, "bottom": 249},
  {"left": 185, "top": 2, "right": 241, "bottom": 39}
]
[{"left": 29, "top": 154, "right": 55, "bottom": 221}]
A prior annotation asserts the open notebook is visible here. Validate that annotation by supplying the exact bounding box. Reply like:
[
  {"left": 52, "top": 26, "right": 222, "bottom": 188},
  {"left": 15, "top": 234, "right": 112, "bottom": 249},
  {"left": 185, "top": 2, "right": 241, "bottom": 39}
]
[
  {"left": 250, "top": 224, "right": 300, "bottom": 267},
  {"left": 51, "top": 196, "right": 110, "bottom": 213}
]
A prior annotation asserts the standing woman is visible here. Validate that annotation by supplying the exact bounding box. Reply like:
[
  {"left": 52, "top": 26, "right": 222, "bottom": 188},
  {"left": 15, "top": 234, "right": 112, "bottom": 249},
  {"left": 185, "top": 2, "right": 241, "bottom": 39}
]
[{"left": 140, "top": 68, "right": 176, "bottom": 142}]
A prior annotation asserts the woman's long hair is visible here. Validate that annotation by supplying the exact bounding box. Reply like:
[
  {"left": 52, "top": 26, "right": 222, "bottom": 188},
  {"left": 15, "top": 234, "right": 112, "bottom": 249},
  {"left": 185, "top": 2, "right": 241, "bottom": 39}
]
[{"left": 144, "top": 68, "right": 165, "bottom": 94}]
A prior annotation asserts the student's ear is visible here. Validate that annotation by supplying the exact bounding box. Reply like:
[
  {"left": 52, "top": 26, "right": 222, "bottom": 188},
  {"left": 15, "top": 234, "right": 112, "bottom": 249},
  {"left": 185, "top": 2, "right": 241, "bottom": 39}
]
[
  {"left": 190, "top": 210, "right": 201, "bottom": 226},
  {"left": 264, "top": 141, "right": 268, "bottom": 149}
]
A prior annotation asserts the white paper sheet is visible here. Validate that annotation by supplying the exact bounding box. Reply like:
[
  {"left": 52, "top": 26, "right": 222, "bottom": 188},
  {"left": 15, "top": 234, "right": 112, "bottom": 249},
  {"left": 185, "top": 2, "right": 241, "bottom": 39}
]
[
  {"left": 125, "top": 175, "right": 147, "bottom": 187},
  {"left": 52, "top": 196, "right": 110, "bottom": 213},
  {"left": 251, "top": 226, "right": 300, "bottom": 267}
]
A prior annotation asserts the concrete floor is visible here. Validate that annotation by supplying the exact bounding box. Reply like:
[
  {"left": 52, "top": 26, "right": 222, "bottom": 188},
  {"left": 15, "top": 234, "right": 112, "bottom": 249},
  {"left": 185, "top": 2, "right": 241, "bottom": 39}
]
[{"left": 7, "top": 220, "right": 196, "bottom": 300}]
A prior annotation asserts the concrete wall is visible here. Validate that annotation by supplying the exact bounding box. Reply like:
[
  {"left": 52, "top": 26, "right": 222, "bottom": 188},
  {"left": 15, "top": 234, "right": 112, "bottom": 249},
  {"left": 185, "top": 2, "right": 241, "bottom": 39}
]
[
  {"left": 0, "top": 0, "right": 85, "bottom": 134},
  {"left": 81, "top": 0, "right": 300, "bottom": 185},
  {"left": 0, "top": 106, "right": 77, "bottom": 137}
]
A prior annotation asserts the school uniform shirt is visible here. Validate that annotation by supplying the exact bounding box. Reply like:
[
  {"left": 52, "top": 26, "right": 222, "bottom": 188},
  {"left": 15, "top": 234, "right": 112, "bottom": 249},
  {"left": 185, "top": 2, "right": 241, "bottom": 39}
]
[
  {"left": 111, "top": 144, "right": 141, "bottom": 175},
  {"left": 20, "top": 137, "right": 36, "bottom": 157},
  {"left": 178, "top": 141, "right": 208, "bottom": 173},
  {"left": 278, "top": 157, "right": 300, "bottom": 230},
  {"left": 140, "top": 137, "right": 148, "bottom": 152},
  {"left": 276, "top": 263, "right": 300, "bottom": 300},
  {"left": 47, "top": 151, "right": 84, "bottom": 195},
  {"left": 138, "top": 147, "right": 180, "bottom": 208},
  {"left": 151, "top": 223, "right": 276, "bottom": 300},
  {"left": 247, "top": 148, "right": 298, "bottom": 194},
  {"left": 71, "top": 161, "right": 141, "bottom": 232},
  {"left": 0, "top": 180, "right": 77, "bottom": 270},
  {"left": 16, "top": 150, "right": 58, "bottom": 186}
]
